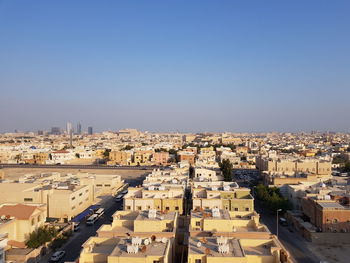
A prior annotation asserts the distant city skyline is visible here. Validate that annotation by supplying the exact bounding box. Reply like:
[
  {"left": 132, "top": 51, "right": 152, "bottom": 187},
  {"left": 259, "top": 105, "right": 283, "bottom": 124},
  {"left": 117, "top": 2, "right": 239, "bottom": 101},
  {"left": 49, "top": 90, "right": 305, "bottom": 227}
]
[
  {"left": 1, "top": 0, "right": 349, "bottom": 133},
  {"left": 4, "top": 124, "right": 348, "bottom": 134}
]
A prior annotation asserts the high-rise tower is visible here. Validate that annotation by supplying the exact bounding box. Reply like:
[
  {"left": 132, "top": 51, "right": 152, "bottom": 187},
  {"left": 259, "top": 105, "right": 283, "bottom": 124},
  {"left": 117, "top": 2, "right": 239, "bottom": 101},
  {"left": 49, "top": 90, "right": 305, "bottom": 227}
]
[{"left": 77, "top": 122, "right": 82, "bottom": 135}]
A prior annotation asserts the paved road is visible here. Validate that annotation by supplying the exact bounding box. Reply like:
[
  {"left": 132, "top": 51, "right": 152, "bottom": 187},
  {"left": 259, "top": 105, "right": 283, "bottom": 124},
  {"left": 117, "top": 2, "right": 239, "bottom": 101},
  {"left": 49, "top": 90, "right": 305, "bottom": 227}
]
[
  {"left": 41, "top": 175, "right": 145, "bottom": 263},
  {"left": 255, "top": 200, "right": 320, "bottom": 263},
  {"left": 0, "top": 163, "right": 159, "bottom": 170}
]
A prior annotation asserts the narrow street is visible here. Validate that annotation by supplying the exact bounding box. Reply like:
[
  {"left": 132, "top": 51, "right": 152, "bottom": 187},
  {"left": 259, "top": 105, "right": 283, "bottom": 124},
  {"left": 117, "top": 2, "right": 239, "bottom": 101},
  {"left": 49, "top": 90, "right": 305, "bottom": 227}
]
[
  {"left": 40, "top": 175, "right": 145, "bottom": 263},
  {"left": 255, "top": 200, "right": 321, "bottom": 263}
]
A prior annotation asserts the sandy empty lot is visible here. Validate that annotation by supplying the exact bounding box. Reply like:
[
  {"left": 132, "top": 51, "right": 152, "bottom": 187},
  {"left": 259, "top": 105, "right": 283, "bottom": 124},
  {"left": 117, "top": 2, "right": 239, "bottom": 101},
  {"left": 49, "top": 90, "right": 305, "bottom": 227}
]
[{"left": 308, "top": 243, "right": 350, "bottom": 263}]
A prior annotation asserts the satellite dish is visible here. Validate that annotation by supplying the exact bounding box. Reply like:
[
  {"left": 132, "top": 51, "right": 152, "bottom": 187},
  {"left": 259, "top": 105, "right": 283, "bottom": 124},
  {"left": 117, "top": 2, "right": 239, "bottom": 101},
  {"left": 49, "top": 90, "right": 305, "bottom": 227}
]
[{"left": 197, "top": 242, "right": 202, "bottom": 248}]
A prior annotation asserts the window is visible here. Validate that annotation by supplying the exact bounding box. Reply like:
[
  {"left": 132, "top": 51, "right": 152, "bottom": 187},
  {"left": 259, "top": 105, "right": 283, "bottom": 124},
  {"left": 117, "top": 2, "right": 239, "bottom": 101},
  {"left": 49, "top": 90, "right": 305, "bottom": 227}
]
[
  {"left": 153, "top": 261, "right": 160, "bottom": 263},
  {"left": 79, "top": 202, "right": 83, "bottom": 205},
  {"left": 79, "top": 193, "right": 83, "bottom": 196},
  {"left": 245, "top": 207, "right": 249, "bottom": 211},
  {"left": 196, "top": 221, "right": 200, "bottom": 226},
  {"left": 195, "top": 259, "right": 202, "bottom": 263},
  {"left": 175, "top": 206, "right": 179, "bottom": 211},
  {"left": 104, "top": 184, "right": 111, "bottom": 187},
  {"left": 147, "top": 206, "right": 151, "bottom": 209},
  {"left": 71, "top": 197, "right": 76, "bottom": 201},
  {"left": 24, "top": 198, "right": 33, "bottom": 202},
  {"left": 137, "top": 206, "right": 142, "bottom": 210},
  {"left": 96, "top": 184, "right": 103, "bottom": 187},
  {"left": 234, "top": 208, "right": 238, "bottom": 211},
  {"left": 31, "top": 218, "right": 35, "bottom": 225},
  {"left": 126, "top": 206, "right": 131, "bottom": 210},
  {"left": 165, "top": 207, "right": 170, "bottom": 210},
  {"left": 72, "top": 206, "right": 76, "bottom": 210}
]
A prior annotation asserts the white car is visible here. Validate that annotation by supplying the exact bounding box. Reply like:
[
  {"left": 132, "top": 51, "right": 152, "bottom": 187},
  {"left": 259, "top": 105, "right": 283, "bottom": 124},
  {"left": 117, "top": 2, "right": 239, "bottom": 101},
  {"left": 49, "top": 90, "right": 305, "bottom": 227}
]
[{"left": 50, "top": 250, "right": 65, "bottom": 262}]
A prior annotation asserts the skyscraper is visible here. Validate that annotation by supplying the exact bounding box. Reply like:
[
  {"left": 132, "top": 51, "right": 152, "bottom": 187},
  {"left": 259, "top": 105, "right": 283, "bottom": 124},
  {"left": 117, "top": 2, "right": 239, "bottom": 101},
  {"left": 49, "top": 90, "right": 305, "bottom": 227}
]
[
  {"left": 77, "top": 122, "right": 82, "bottom": 135},
  {"left": 88, "top": 126, "right": 93, "bottom": 135},
  {"left": 66, "top": 122, "right": 73, "bottom": 134},
  {"left": 51, "top": 127, "right": 61, "bottom": 135}
]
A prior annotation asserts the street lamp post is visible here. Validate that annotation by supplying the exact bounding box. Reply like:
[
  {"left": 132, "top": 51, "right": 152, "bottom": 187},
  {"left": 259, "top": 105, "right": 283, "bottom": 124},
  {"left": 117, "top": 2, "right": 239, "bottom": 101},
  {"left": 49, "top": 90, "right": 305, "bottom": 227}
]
[{"left": 276, "top": 209, "right": 282, "bottom": 238}]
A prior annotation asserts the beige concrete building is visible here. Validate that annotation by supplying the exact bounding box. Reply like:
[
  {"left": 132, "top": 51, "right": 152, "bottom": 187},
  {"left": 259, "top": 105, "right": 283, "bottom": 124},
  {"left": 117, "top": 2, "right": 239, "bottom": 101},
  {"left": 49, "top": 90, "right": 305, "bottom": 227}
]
[
  {"left": 152, "top": 152, "right": 169, "bottom": 165},
  {"left": 0, "top": 203, "right": 46, "bottom": 247},
  {"left": 192, "top": 185, "right": 254, "bottom": 212},
  {"left": 77, "top": 236, "right": 174, "bottom": 263},
  {"left": 262, "top": 173, "right": 321, "bottom": 187},
  {"left": 0, "top": 182, "right": 92, "bottom": 221},
  {"left": 97, "top": 210, "right": 178, "bottom": 239},
  {"left": 256, "top": 156, "right": 332, "bottom": 178},
  {"left": 177, "top": 151, "right": 195, "bottom": 165},
  {"left": 108, "top": 151, "right": 132, "bottom": 165},
  {"left": 188, "top": 236, "right": 290, "bottom": 263},
  {"left": 118, "top": 129, "right": 140, "bottom": 137},
  {"left": 133, "top": 150, "right": 154, "bottom": 166},
  {"left": 124, "top": 187, "right": 184, "bottom": 214},
  {"left": 190, "top": 209, "right": 270, "bottom": 239},
  {"left": 194, "top": 168, "right": 223, "bottom": 182},
  {"left": 0, "top": 172, "right": 124, "bottom": 221}
]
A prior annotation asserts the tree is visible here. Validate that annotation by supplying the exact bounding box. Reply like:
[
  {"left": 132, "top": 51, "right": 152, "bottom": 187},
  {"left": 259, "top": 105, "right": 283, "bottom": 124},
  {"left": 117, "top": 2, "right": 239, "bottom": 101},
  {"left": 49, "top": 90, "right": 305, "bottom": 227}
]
[
  {"left": 255, "top": 184, "right": 291, "bottom": 212},
  {"left": 344, "top": 162, "right": 350, "bottom": 172},
  {"left": 25, "top": 226, "right": 58, "bottom": 248},
  {"left": 189, "top": 166, "right": 195, "bottom": 179},
  {"left": 155, "top": 148, "right": 167, "bottom": 152},
  {"left": 168, "top": 149, "right": 177, "bottom": 155},
  {"left": 219, "top": 159, "right": 233, "bottom": 182},
  {"left": 103, "top": 149, "right": 111, "bottom": 159},
  {"left": 122, "top": 145, "right": 134, "bottom": 150},
  {"left": 14, "top": 154, "right": 21, "bottom": 163},
  {"left": 332, "top": 154, "right": 349, "bottom": 164},
  {"left": 168, "top": 157, "right": 176, "bottom": 163}
]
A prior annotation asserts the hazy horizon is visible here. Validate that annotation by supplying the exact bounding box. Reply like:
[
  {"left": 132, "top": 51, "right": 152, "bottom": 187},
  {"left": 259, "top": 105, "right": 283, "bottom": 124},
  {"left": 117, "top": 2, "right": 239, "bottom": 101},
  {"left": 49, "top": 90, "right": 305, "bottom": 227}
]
[{"left": 1, "top": 0, "right": 349, "bottom": 133}]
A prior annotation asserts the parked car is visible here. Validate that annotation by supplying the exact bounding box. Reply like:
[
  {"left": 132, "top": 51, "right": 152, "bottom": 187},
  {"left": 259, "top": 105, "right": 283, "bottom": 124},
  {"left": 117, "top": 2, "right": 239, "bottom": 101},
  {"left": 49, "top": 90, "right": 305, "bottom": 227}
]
[
  {"left": 279, "top": 217, "right": 288, "bottom": 226},
  {"left": 50, "top": 250, "right": 65, "bottom": 262},
  {"left": 86, "top": 214, "right": 99, "bottom": 225},
  {"left": 115, "top": 194, "right": 124, "bottom": 202},
  {"left": 72, "top": 222, "right": 80, "bottom": 231},
  {"left": 94, "top": 208, "right": 105, "bottom": 218}
]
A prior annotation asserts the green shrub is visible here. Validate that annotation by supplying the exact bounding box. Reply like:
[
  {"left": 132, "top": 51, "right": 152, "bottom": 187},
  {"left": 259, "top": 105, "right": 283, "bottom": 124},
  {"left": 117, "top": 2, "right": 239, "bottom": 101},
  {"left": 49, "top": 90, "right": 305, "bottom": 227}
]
[{"left": 25, "top": 226, "right": 58, "bottom": 249}]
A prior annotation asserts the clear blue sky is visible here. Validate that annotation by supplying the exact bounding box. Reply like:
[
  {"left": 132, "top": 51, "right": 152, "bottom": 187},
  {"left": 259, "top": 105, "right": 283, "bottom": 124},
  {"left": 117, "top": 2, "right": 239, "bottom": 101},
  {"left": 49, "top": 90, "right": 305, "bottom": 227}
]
[{"left": 0, "top": 0, "right": 349, "bottom": 133}]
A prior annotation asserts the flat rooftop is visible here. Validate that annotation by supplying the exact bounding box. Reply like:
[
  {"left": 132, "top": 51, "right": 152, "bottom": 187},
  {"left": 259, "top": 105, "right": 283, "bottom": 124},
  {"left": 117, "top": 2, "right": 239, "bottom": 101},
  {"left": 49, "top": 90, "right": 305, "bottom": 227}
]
[
  {"left": 188, "top": 237, "right": 244, "bottom": 257},
  {"left": 135, "top": 211, "right": 176, "bottom": 221},
  {"left": 188, "top": 237, "right": 275, "bottom": 257},
  {"left": 191, "top": 209, "right": 231, "bottom": 220},
  {"left": 110, "top": 238, "right": 169, "bottom": 257},
  {"left": 317, "top": 201, "right": 345, "bottom": 209}
]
